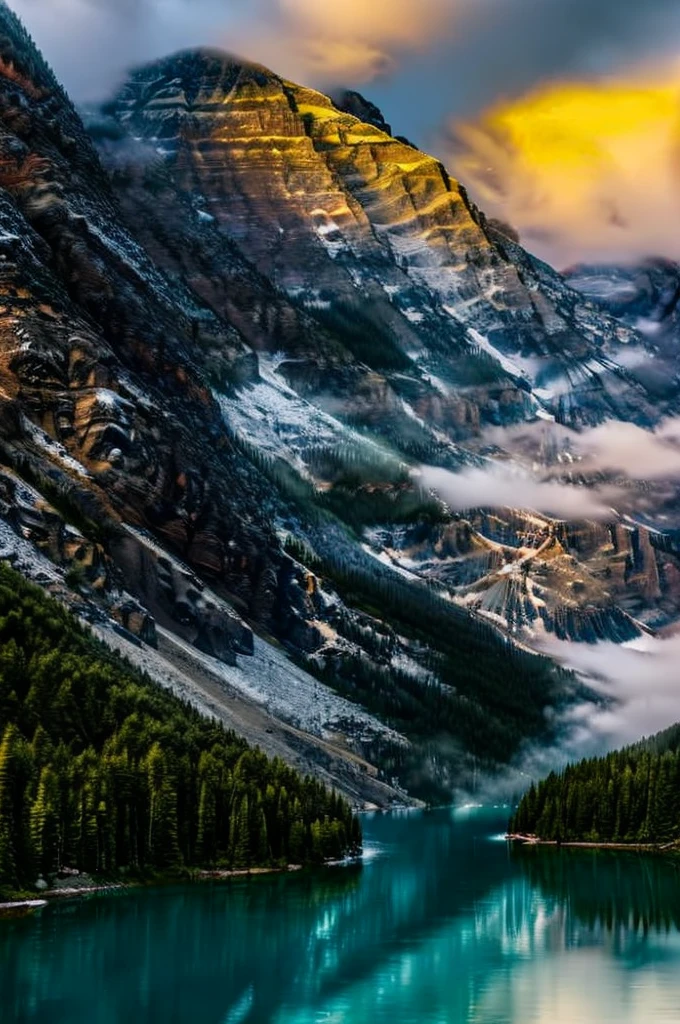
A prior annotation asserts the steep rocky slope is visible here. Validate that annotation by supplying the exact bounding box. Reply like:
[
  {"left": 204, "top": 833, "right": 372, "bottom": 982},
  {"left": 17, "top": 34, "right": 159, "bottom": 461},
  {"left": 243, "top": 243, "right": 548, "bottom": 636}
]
[
  {"left": 0, "top": 8, "right": 419, "bottom": 802},
  {"left": 91, "top": 51, "right": 680, "bottom": 642},
  {"left": 103, "top": 50, "right": 667, "bottom": 436},
  {"left": 0, "top": 8, "right": 676, "bottom": 801}
]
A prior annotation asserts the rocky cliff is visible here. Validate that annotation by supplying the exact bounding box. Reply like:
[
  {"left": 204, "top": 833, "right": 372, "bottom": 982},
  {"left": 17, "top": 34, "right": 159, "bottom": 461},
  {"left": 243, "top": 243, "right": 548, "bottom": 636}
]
[
  {"left": 103, "top": 51, "right": 667, "bottom": 436},
  {"left": 0, "top": 10, "right": 676, "bottom": 799}
]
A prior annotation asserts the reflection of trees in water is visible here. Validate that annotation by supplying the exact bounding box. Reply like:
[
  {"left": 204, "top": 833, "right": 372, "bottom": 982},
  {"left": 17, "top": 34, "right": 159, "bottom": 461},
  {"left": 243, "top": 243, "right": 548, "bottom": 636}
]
[
  {"left": 0, "top": 811, "right": 513, "bottom": 1024},
  {"left": 7, "top": 816, "right": 680, "bottom": 1024},
  {"left": 513, "top": 845, "right": 680, "bottom": 937},
  {"left": 0, "top": 871, "right": 361, "bottom": 1024}
]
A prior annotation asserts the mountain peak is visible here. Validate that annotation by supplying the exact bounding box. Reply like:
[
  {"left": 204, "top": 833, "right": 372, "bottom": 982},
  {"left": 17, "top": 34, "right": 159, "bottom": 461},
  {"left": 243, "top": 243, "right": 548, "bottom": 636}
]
[
  {"left": 141, "top": 47, "right": 277, "bottom": 76},
  {"left": 120, "top": 48, "right": 286, "bottom": 110},
  {"left": 333, "top": 89, "right": 392, "bottom": 134}
]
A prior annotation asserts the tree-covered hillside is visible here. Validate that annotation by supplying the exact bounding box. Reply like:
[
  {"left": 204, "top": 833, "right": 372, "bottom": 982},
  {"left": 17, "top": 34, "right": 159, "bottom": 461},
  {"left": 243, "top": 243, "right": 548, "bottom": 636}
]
[
  {"left": 0, "top": 564, "right": 361, "bottom": 898},
  {"left": 511, "top": 726, "right": 680, "bottom": 844}
]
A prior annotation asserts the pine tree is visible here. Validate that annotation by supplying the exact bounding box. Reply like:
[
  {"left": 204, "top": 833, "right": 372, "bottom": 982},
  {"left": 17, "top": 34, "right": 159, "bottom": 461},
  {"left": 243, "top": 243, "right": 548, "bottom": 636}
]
[
  {"left": 0, "top": 725, "right": 21, "bottom": 888},
  {"left": 146, "top": 745, "right": 180, "bottom": 868},
  {"left": 196, "top": 752, "right": 219, "bottom": 865},
  {"left": 230, "top": 795, "right": 250, "bottom": 869},
  {"left": 30, "top": 766, "right": 61, "bottom": 878}
]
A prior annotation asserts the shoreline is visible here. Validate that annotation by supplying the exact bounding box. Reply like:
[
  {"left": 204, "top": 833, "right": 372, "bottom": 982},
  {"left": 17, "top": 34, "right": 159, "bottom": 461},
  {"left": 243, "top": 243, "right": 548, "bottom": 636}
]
[
  {"left": 0, "top": 859, "right": 361, "bottom": 916},
  {"left": 506, "top": 833, "right": 680, "bottom": 852}
]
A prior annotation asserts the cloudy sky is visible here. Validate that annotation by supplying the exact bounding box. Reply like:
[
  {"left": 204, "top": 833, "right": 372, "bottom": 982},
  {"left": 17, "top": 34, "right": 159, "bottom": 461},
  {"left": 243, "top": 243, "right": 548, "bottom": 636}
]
[{"left": 9, "top": 0, "right": 680, "bottom": 262}]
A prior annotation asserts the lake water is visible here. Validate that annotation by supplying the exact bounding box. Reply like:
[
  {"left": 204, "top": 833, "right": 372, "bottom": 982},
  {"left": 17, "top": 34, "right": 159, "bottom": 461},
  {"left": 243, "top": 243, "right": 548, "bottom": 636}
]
[{"left": 3, "top": 806, "right": 680, "bottom": 1023}]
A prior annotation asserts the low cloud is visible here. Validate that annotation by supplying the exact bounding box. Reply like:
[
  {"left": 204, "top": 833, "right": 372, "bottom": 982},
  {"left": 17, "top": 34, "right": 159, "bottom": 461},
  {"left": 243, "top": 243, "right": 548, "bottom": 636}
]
[
  {"left": 473, "top": 631, "right": 680, "bottom": 800},
  {"left": 418, "top": 463, "right": 622, "bottom": 520},
  {"left": 579, "top": 419, "right": 680, "bottom": 478},
  {"left": 419, "top": 416, "right": 680, "bottom": 523},
  {"left": 486, "top": 416, "right": 680, "bottom": 483},
  {"left": 537, "top": 632, "right": 680, "bottom": 747}
]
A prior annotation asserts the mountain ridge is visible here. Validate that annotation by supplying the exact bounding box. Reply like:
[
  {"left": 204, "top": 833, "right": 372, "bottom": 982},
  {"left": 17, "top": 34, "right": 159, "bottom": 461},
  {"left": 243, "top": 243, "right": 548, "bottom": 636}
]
[{"left": 0, "top": 6, "right": 675, "bottom": 802}]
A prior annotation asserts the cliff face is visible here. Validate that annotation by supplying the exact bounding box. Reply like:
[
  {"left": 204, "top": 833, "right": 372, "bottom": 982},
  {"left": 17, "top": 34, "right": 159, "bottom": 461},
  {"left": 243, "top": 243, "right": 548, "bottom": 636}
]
[
  {"left": 0, "top": 12, "right": 678, "bottom": 799},
  {"left": 369, "top": 511, "right": 679, "bottom": 643},
  {"left": 104, "top": 51, "right": 663, "bottom": 435}
]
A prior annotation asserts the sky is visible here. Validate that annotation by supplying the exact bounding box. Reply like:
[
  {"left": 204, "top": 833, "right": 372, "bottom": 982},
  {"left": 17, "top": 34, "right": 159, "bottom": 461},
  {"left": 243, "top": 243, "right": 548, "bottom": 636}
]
[{"left": 9, "top": 0, "right": 680, "bottom": 264}]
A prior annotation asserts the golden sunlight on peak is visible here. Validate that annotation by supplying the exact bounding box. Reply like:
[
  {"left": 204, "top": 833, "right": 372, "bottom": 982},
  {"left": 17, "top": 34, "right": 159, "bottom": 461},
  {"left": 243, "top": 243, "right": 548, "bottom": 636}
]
[{"left": 451, "top": 66, "right": 680, "bottom": 266}]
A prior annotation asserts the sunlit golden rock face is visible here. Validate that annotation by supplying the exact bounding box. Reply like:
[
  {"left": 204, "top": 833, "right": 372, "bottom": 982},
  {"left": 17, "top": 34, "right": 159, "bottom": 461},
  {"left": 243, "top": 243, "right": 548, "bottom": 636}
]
[
  {"left": 105, "top": 50, "right": 668, "bottom": 436},
  {"left": 452, "top": 70, "right": 680, "bottom": 266},
  {"left": 112, "top": 53, "right": 533, "bottom": 319}
]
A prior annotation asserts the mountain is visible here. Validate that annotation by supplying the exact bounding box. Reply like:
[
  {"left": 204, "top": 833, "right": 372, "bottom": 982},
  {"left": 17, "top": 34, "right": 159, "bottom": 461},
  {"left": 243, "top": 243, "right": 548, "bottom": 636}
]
[
  {"left": 566, "top": 259, "right": 680, "bottom": 345},
  {"left": 510, "top": 722, "right": 680, "bottom": 844},
  {"left": 91, "top": 51, "right": 680, "bottom": 642},
  {"left": 0, "top": 7, "right": 676, "bottom": 805},
  {"left": 101, "top": 50, "right": 667, "bottom": 436},
  {"left": 565, "top": 258, "right": 680, "bottom": 400}
]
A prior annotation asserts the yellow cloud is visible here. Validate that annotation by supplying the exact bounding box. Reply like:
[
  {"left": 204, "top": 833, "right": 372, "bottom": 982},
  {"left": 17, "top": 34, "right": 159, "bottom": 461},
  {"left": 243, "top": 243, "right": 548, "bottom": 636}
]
[{"left": 452, "top": 67, "right": 680, "bottom": 265}]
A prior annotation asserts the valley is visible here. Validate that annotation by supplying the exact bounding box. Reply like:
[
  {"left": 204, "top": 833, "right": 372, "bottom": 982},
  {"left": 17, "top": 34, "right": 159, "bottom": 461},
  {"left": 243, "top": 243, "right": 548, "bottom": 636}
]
[{"left": 3, "top": 2, "right": 680, "bottom": 1021}]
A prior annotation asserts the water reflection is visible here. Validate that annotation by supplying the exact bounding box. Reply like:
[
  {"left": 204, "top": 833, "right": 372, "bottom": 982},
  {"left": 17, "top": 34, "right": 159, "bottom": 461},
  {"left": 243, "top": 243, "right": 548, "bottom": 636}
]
[
  {"left": 512, "top": 844, "right": 680, "bottom": 937},
  {"left": 3, "top": 809, "right": 680, "bottom": 1024}
]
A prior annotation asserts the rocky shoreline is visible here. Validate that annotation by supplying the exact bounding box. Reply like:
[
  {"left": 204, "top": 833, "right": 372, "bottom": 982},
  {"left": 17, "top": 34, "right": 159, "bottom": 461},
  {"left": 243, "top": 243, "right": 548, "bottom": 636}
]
[
  {"left": 506, "top": 833, "right": 680, "bottom": 852},
  {"left": 0, "top": 862, "right": 346, "bottom": 916}
]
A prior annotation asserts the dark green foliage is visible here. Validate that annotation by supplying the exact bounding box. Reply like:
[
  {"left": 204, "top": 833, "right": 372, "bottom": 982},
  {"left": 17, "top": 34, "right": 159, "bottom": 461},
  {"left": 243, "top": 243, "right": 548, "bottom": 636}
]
[
  {"left": 0, "top": 563, "right": 360, "bottom": 895},
  {"left": 316, "top": 546, "right": 575, "bottom": 759},
  {"left": 511, "top": 727, "right": 680, "bottom": 844},
  {"left": 300, "top": 298, "right": 411, "bottom": 371}
]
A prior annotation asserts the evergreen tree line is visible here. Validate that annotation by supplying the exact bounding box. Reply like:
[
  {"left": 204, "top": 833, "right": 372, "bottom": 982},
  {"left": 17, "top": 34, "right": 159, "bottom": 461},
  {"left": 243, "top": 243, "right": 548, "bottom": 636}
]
[
  {"left": 511, "top": 730, "right": 680, "bottom": 844},
  {"left": 0, "top": 564, "right": 361, "bottom": 896}
]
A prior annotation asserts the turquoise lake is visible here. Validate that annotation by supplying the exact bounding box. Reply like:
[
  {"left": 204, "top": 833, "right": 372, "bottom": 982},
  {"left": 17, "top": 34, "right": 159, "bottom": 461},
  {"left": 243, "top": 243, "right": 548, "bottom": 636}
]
[{"left": 3, "top": 806, "right": 680, "bottom": 1023}]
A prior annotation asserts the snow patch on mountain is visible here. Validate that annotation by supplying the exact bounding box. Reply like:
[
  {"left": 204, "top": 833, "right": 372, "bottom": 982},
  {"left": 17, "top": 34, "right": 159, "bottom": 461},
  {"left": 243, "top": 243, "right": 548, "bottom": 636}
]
[{"left": 152, "top": 625, "right": 406, "bottom": 746}]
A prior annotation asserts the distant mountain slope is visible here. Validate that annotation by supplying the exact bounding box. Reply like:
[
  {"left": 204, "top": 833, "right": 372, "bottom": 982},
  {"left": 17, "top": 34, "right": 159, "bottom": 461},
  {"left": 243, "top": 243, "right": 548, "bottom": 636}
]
[
  {"left": 103, "top": 50, "right": 665, "bottom": 433},
  {"left": 89, "top": 51, "right": 680, "bottom": 646},
  {"left": 565, "top": 258, "right": 680, "bottom": 403}
]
